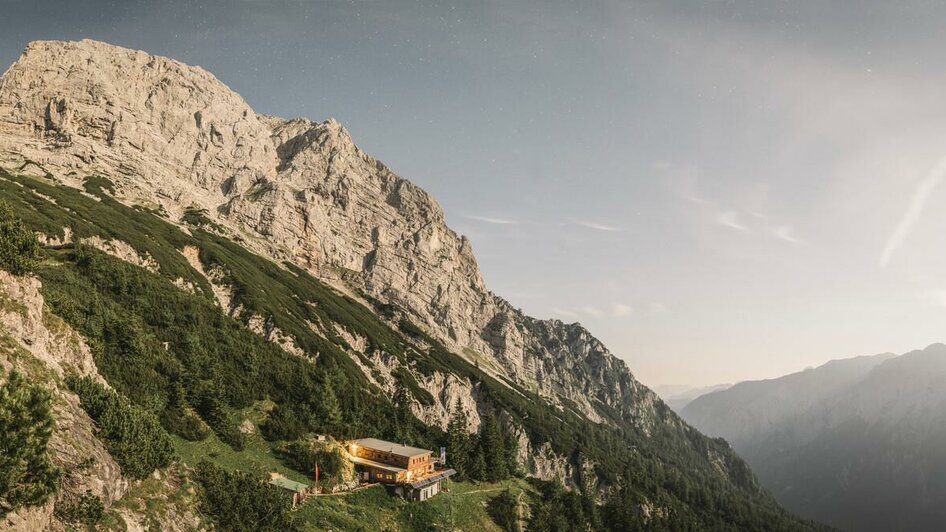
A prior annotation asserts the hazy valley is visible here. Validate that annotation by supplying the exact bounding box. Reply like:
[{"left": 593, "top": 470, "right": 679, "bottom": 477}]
[{"left": 682, "top": 345, "right": 946, "bottom": 531}]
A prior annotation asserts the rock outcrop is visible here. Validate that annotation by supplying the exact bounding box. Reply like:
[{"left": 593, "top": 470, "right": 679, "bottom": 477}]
[{"left": 0, "top": 39, "right": 664, "bottom": 436}]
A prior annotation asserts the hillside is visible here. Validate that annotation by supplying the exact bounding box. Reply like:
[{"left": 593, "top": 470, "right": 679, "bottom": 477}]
[
  {"left": 0, "top": 39, "right": 816, "bottom": 530},
  {"left": 682, "top": 346, "right": 946, "bottom": 531}
]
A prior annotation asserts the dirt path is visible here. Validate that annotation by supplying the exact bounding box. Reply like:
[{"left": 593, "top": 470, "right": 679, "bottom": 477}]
[{"left": 453, "top": 486, "right": 505, "bottom": 495}]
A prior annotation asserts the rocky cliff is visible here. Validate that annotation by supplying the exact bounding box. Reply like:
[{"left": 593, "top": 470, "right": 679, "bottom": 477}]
[{"left": 0, "top": 39, "right": 661, "bottom": 430}]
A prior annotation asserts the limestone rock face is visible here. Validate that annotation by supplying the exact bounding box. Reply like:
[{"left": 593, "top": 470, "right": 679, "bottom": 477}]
[
  {"left": 0, "top": 39, "right": 663, "bottom": 430},
  {"left": 0, "top": 39, "right": 276, "bottom": 215}
]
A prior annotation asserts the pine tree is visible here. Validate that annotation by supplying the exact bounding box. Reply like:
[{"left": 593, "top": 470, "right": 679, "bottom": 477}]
[
  {"left": 317, "top": 379, "right": 342, "bottom": 428},
  {"left": 393, "top": 385, "right": 414, "bottom": 442},
  {"left": 0, "top": 201, "right": 40, "bottom": 276},
  {"left": 468, "top": 443, "right": 488, "bottom": 482},
  {"left": 447, "top": 399, "right": 470, "bottom": 477},
  {"left": 478, "top": 414, "right": 508, "bottom": 482},
  {"left": 504, "top": 430, "right": 521, "bottom": 477},
  {"left": 0, "top": 371, "right": 61, "bottom": 517}
]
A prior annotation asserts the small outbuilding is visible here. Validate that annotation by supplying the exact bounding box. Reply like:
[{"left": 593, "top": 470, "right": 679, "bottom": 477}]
[{"left": 268, "top": 475, "right": 310, "bottom": 508}]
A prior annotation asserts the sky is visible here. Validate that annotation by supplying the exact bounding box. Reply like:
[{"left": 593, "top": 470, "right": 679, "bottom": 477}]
[{"left": 3, "top": 0, "right": 946, "bottom": 387}]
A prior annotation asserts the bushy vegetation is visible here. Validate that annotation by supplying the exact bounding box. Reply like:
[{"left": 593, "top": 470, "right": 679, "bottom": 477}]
[
  {"left": 0, "top": 370, "right": 61, "bottom": 518},
  {"left": 194, "top": 461, "right": 298, "bottom": 532},
  {"left": 0, "top": 201, "right": 40, "bottom": 275},
  {"left": 526, "top": 479, "right": 601, "bottom": 531},
  {"left": 447, "top": 401, "right": 519, "bottom": 483},
  {"left": 277, "top": 440, "right": 345, "bottom": 481},
  {"left": 54, "top": 490, "right": 105, "bottom": 527},
  {"left": 66, "top": 375, "right": 174, "bottom": 479},
  {"left": 159, "top": 382, "right": 211, "bottom": 442},
  {"left": 487, "top": 489, "right": 521, "bottom": 531}
]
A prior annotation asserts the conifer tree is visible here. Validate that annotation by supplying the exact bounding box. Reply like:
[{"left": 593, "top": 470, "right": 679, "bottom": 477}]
[
  {"left": 393, "top": 384, "right": 414, "bottom": 442},
  {"left": 0, "top": 201, "right": 40, "bottom": 276},
  {"left": 0, "top": 371, "right": 61, "bottom": 517},
  {"left": 447, "top": 399, "right": 470, "bottom": 477},
  {"left": 504, "top": 431, "right": 521, "bottom": 477},
  {"left": 317, "top": 379, "right": 342, "bottom": 428},
  {"left": 478, "top": 414, "right": 509, "bottom": 482},
  {"left": 468, "top": 443, "right": 488, "bottom": 482}
]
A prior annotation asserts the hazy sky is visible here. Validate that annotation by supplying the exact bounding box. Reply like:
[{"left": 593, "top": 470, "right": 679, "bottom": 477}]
[{"left": 3, "top": 1, "right": 946, "bottom": 387}]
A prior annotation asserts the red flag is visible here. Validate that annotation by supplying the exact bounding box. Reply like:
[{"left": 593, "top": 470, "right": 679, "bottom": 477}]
[{"left": 315, "top": 463, "right": 320, "bottom": 483}]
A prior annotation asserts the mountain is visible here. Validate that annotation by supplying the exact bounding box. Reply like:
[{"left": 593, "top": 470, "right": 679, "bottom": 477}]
[
  {"left": 653, "top": 383, "right": 732, "bottom": 412},
  {"left": 0, "top": 39, "right": 816, "bottom": 530},
  {"left": 682, "top": 346, "right": 946, "bottom": 531}
]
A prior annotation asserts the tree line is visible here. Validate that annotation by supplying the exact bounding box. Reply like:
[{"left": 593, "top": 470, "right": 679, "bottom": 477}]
[{"left": 446, "top": 399, "right": 520, "bottom": 483}]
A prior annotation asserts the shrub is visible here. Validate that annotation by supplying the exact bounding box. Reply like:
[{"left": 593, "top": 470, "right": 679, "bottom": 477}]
[
  {"left": 0, "top": 201, "right": 40, "bottom": 275},
  {"left": 260, "top": 404, "right": 306, "bottom": 442},
  {"left": 66, "top": 375, "right": 174, "bottom": 479},
  {"left": 0, "top": 370, "right": 61, "bottom": 517},
  {"left": 161, "top": 408, "right": 211, "bottom": 442},
  {"left": 194, "top": 461, "right": 298, "bottom": 532},
  {"left": 487, "top": 490, "right": 520, "bottom": 532},
  {"left": 278, "top": 440, "right": 345, "bottom": 480},
  {"left": 55, "top": 490, "right": 104, "bottom": 527}
]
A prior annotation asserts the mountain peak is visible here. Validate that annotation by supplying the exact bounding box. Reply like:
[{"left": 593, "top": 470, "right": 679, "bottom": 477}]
[{"left": 0, "top": 38, "right": 660, "bottom": 435}]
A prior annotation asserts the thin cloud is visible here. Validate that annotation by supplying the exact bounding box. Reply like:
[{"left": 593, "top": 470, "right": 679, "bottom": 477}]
[
  {"left": 551, "top": 307, "right": 579, "bottom": 319},
  {"left": 553, "top": 303, "right": 636, "bottom": 320},
  {"left": 612, "top": 303, "right": 633, "bottom": 317},
  {"left": 880, "top": 156, "right": 946, "bottom": 268},
  {"left": 464, "top": 214, "right": 519, "bottom": 225},
  {"left": 647, "top": 302, "right": 669, "bottom": 315},
  {"left": 923, "top": 290, "right": 946, "bottom": 308},
  {"left": 772, "top": 225, "right": 803, "bottom": 244},
  {"left": 714, "top": 210, "right": 749, "bottom": 232},
  {"left": 575, "top": 220, "right": 626, "bottom": 232}
]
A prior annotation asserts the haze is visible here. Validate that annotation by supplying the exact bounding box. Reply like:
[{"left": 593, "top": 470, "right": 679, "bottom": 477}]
[{"left": 3, "top": 0, "right": 945, "bottom": 387}]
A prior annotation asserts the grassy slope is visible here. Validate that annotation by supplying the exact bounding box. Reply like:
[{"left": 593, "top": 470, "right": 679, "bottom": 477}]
[
  {"left": 296, "top": 479, "right": 534, "bottom": 532},
  {"left": 0, "top": 168, "right": 818, "bottom": 530}
]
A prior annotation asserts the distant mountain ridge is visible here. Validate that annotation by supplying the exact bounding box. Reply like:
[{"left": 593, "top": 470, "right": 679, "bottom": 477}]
[
  {"left": 652, "top": 383, "right": 731, "bottom": 412},
  {"left": 682, "top": 344, "right": 946, "bottom": 531}
]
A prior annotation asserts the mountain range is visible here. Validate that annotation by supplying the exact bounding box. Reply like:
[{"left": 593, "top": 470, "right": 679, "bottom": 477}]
[
  {"left": 653, "top": 383, "right": 732, "bottom": 412},
  {"left": 0, "top": 39, "right": 816, "bottom": 530},
  {"left": 682, "top": 344, "right": 946, "bottom": 531}
]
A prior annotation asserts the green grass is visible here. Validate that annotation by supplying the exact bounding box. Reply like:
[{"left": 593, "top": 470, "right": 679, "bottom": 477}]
[
  {"left": 295, "top": 478, "right": 534, "bottom": 532},
  {"left": 172, "top": 401, "right": 313, "bottom": 486}
]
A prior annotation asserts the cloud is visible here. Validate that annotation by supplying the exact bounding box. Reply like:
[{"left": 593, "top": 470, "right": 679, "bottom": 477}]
[
  {"left": 464, "top": 214, "right": 519, "bottom": 225},
  {"left": 771, "top": 225, "right": 803, "bottom": 244},
  {"left": 880, "top": 156, "right": 946, "bottom": 268},
  {"left": 553, "top": 304, "right": 634, "bottom": 319},
  {"left": 714, "top": 210, "right": 749, "bottom": 231},
  {"left": 921, "top": 289, "right": 946, "bottom": 310},
  {"left": 551, "top": 307, "right": 579, "bottom": 319},
  {"left": 647, "top": 302, "right": 669, "bottom": 315},
  {"left": 612, "top": 303, "right": 633, "bottom": 317},
  {"left": 575, "top": 220, "right": 626, "bottom": 232}
]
